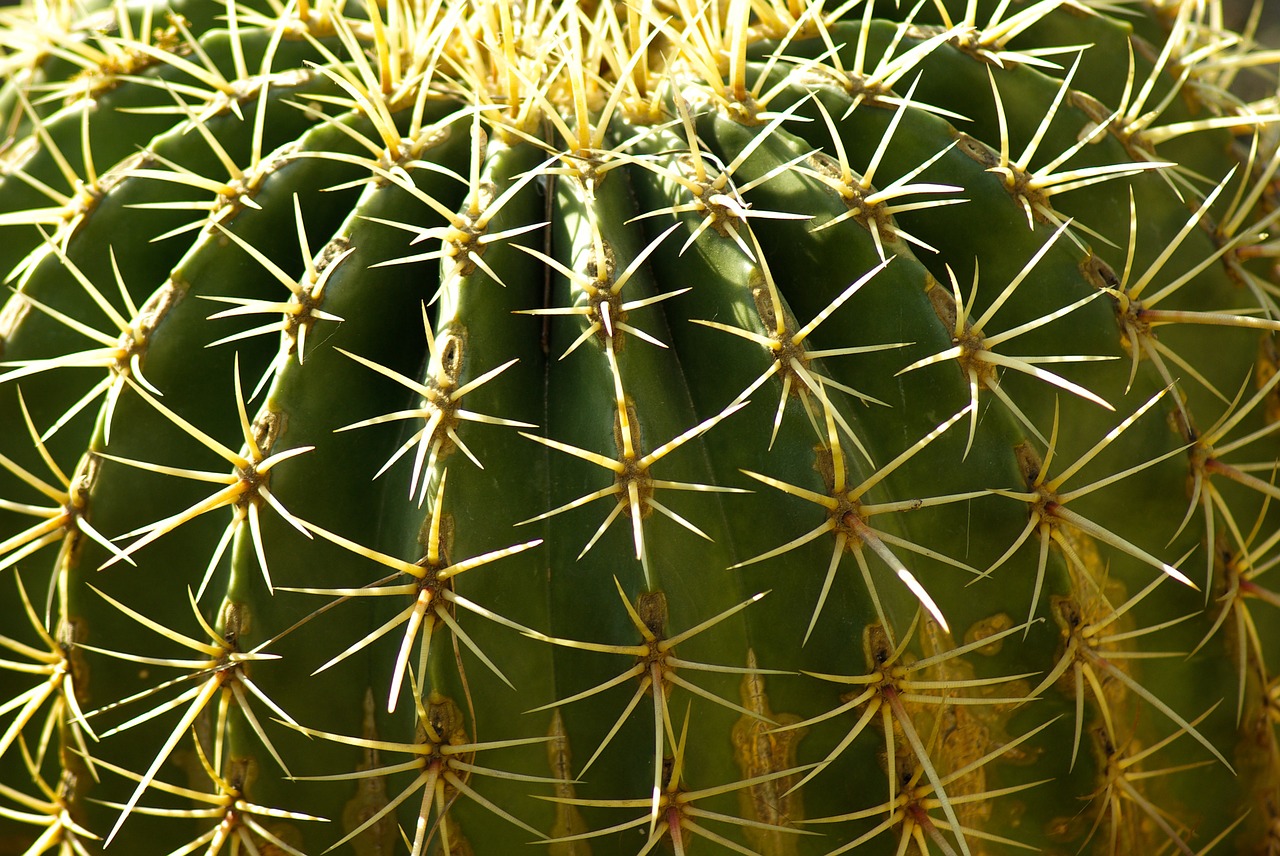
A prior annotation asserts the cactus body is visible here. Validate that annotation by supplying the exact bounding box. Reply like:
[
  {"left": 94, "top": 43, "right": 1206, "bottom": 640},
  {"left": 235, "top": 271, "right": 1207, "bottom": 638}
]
[{"left": 1, "top": 0, "right": 1280, "bottom": 853}]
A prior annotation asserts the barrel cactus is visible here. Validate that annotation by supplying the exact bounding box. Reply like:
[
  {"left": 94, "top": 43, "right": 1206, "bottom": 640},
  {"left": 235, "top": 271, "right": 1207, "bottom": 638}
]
[{"left": 1, "top": 0, "right": 1279, "bottom": 853}]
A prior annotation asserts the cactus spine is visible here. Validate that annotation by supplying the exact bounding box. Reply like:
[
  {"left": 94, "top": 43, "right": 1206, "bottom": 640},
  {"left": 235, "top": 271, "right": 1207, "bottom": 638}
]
[{"left": 1, "top": 0, "right": 1280, "bottom": 853}]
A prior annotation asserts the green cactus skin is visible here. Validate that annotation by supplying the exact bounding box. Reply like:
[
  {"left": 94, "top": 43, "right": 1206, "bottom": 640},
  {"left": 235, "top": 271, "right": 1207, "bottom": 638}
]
[{"left": 2, "top": 0, "right": 1280, "bottom": 853}]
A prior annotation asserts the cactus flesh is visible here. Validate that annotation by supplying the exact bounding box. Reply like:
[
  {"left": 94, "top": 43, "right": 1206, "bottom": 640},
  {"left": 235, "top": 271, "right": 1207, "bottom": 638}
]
[{"left": 2, "top": 0, "right": 1280, "bottom": 853}]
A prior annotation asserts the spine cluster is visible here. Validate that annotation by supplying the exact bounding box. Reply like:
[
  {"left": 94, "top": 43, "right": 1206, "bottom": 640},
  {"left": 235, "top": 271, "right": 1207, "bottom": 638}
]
[{"left": 0, "top": 0, "right": 1279, "bottom": 854}]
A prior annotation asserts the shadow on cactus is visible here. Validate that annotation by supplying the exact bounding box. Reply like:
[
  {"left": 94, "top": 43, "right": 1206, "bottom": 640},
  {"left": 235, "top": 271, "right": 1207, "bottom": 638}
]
[{"left": 1, "top": 0, "right": 1280, "bottom": 853}]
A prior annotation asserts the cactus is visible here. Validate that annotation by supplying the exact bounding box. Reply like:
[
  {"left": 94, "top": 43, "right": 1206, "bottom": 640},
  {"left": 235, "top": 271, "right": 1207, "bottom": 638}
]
[{"left": 1, "top": 0, "right": 1280, "bottom": 853}]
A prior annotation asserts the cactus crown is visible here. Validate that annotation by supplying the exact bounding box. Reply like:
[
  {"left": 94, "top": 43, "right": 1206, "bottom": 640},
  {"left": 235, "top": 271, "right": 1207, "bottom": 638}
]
[{"left": 1, "top": 0, "right": 1280, "bottom": 854}]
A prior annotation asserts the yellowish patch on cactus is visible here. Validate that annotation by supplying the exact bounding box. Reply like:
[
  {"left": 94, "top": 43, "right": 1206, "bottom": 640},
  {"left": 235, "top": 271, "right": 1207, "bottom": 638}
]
[
  {"left": 796, "top": 620, "right": 1051, "bottom": 855},
  {"left": 545, "top": 710, "right": 591, "bottom": 855},
  {"left": 731, "top": 649, "right": 807, "bottom": 856}
]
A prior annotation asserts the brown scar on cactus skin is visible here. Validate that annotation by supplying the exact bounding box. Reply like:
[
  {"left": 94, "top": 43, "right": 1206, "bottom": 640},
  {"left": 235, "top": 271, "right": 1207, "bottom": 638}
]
[
  {"left": 918, "top": 616, "right": 1034, "bottom": 835},
  {"left": 963, "top": 613, "right": 1016, "bottom": 656},
  {"left": 545, "top": 710, "right": 591, "bottom": 854},
  {"left": 344, "top": 689, "right": 397, "bottom": 856},
  {"left": 732, "top": 648, "right": 807, "bottom": 856}
]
